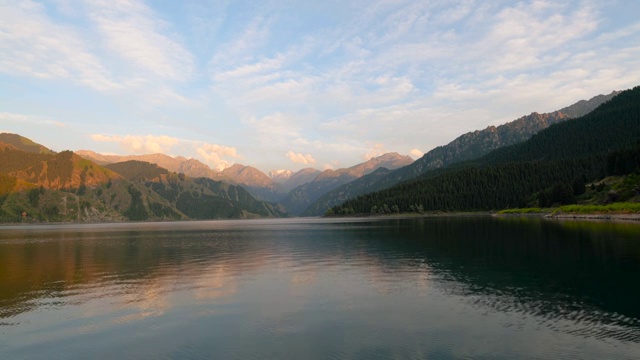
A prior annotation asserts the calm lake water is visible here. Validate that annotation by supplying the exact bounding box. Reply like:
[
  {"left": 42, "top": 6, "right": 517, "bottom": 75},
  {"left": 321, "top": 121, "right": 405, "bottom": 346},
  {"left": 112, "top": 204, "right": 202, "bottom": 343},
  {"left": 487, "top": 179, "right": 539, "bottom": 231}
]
[{"left": 1, "top": 216, "right": 639, "bottom": 359}]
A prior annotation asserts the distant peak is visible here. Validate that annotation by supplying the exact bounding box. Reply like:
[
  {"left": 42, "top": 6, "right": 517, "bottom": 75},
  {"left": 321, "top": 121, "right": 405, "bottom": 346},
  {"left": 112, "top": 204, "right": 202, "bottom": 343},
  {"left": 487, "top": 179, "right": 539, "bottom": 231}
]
[
  {"left": 268, "top": 169, "right": 294, "bottom": 181},
  {"left": 365, "top": 152, "right": 413, "bottom": 163}
]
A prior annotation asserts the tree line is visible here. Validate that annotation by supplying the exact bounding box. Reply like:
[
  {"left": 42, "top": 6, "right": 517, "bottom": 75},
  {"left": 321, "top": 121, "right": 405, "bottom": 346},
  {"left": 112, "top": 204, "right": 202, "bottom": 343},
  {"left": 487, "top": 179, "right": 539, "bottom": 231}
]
[{"left": 329, "top": 86, "right": 640, "bottom": 215}]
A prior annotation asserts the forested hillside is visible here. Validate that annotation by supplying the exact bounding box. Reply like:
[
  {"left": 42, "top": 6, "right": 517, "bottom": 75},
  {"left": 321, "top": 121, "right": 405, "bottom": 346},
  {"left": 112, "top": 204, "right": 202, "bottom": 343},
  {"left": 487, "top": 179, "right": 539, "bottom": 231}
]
[
  {"left": 307, "top": 91, "right": 620, "bottom": 215},
  {"left": 106, "top": 161, "right": 287, "bottom": 220},
  {"left": 0, "top": 145, "right": 287, "bottom": 223},
  {"left": 329, "top": 86, "right": 640, "bottom": 215}
]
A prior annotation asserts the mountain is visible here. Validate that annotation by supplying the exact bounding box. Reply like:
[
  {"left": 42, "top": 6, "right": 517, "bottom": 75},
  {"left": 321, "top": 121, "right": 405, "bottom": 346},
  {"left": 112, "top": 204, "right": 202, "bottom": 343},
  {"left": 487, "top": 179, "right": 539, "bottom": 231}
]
[
  {"left": 218, "top": 164, "right": 273, "bottom": 187},
  {"left": 76, "top": 150, "right": 287, "bottom": 202},
  {"left": 269, "top": 169, "right": 294, "bottom": 182},
  {"left": 0, "top": 146, "right": 122, "bottom": 192},
  {"left": 0, "top": 133, "right": 54, "bottom": 154},
  {"left": 0, "top": 136, "right": 287, "bottom": 223},
  {"left": 215, "top": 164, "right": 284, "bottom": 202},
  {"left": 74, "top": 150, "right": 117, "bottom": 165},
  {"left": 280, "top": 168, "right": 322, "bottom": 193},
  {"left": 282, "top": 152, "right": 413, "bottom": 215},
  {"left": 76, "top": 151, "right": 218, "bottom": 179},
  {"left": 269, "top": 168, "right": 324, "bottom": 193},
  {"left": 305, "top": 90, "right": 621, "bottom": 215},
  {"left": 556, "top": 90, "right": 621, "bottom": 118},
  {"left": 329, "top": 86, "right": 640, "bottom": 215},
  {"left": 106, "top": 161, "right": 286, "bottom": 219},
  {"left": 0, "top": 138, "right": 134, "bottom": 222}
]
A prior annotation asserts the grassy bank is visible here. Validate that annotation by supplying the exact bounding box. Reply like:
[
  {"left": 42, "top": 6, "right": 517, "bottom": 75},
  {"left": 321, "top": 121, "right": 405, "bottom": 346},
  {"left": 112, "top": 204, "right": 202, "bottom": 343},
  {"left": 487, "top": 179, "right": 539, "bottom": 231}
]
[
  {"left": 557, "top": 202, "right": 640, "bottom": 214},
  {"left": 497, "top": 202, "right": 640, "bottom": 216},
  {"left": 496, "top": 207, "right": 547, "bottom": 215}
]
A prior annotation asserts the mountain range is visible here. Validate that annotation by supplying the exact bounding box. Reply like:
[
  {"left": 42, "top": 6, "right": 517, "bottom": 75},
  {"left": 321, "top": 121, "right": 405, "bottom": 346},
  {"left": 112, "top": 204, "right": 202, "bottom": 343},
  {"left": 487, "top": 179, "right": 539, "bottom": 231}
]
[
  {"left": 269, "top": 168, "right": 322, "bottom": 193},
  {"left": 281, "top": 152, "right": 414, "bottom": 215},
  {"left": 0, "top": 140, "right": 285, "bottom": 223},
  {"left": 0, "top": 88, "right": 628, "bottom": 222},
  {"left": 303, "top": 90, "right": 621, "bottom": 215},
  {"left": 76, "top": 149, "right": 414, "bottom": 211},
  {"left": 329, "top": 86, "right": 639, "bottom": 215}
]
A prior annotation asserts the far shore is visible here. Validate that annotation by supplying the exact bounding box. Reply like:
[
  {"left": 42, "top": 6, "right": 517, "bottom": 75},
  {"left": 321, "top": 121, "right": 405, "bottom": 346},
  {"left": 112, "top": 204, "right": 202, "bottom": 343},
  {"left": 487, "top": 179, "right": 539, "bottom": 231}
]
[
  {"left": 331, "top": 210, "right": 640, "bottom": 223},
  {"left": 3, "top": 210, "right": 640, "bottom": 227},
  {"left": 493, "top": 212, "right": 640, "bottom": 222}
]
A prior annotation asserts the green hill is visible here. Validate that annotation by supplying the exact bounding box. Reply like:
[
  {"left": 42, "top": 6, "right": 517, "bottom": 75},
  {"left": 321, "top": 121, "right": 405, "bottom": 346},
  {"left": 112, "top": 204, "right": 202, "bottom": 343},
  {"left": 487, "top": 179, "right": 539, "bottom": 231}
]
[
  {"left": 329, "top": 86, "right": 640, "bottom": 215},
  {"left": 306, "top": 91, "right": 620, "bottom": 216}
]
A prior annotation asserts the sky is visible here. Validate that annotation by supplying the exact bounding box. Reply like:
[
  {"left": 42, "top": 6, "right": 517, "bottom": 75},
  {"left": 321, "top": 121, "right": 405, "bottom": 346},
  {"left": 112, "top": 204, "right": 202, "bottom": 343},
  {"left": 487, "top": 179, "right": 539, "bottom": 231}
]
[{"left": 1, "top": 0, "right": 640, "bottom": 173}]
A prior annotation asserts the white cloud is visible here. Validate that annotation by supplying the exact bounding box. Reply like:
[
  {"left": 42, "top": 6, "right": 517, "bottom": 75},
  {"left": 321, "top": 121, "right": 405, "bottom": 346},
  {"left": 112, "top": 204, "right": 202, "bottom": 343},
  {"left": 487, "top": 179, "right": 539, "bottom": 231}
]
[
  {"left": 90, "top": 133, "right": 239, "bottom": 170},
  {"left": 86, "top": 0, "right": 195, "bottom": 81},
  {"left": 474, "top": 1, "right": 600, "bottom": 73},
  {"left": 243, "top": 113, "right": 305, "bottom": 146},
  {"left": 196, "top": 143, "right": 239, "bottom": 171},
  {"left": 286, "top": 151, "right": 316, "bottom": 164},
  {"left": 208, "top": 16, "right": 272, "bottom": 73},
  {"left": 91, "top": 134, "right": 178, "bottom": 154},
  {"left": 4, "top": 1, "right": 640, "bottom": 172},
  {"left": 214, "top": 55, "right": 285, "bottom": 82},
  {"left": 0, "top": 0, "right": 199, "bottom": 110},
  {"left": 0, "top": 0, "right": 118, "bottom": 91},
  {"left": 363, "top": 143, "right": 386, "bottom": 160},
  {"left": 410, "top": 148, "right": 424, "bottom": 159}
]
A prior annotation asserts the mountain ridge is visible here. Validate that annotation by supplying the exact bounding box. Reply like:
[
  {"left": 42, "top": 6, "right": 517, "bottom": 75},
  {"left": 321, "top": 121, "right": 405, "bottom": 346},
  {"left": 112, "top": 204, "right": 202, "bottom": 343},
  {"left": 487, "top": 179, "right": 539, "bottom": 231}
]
[
  {"left": 0, "top": 133, "right": 55, "bottom": 155},
  {"left": 0, "top": 138, "right": 287, "bottom": 223},
  {"left": 282, "top": 152, "right": 414, "bottom": 215},
  {"left": 328, "top": 86, "right": 640, "bottom": 215},
  {"left": 304, "top": 90, "right": 621, "bottom": 215}
]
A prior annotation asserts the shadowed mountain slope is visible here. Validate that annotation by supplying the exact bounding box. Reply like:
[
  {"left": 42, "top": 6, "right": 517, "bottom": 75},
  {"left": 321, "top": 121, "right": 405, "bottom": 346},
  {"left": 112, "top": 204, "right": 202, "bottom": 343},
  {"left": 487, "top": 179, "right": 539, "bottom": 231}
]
[{"left": 305, "top": 90, "right": 620, "bottom": 215}]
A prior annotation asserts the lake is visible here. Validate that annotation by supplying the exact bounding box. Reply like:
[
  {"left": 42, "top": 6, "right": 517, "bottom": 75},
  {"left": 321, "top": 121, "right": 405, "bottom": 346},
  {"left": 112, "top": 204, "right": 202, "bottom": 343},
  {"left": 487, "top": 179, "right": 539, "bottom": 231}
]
[{"left": 1, "top": 216, "right": 639, "bottom": 359}]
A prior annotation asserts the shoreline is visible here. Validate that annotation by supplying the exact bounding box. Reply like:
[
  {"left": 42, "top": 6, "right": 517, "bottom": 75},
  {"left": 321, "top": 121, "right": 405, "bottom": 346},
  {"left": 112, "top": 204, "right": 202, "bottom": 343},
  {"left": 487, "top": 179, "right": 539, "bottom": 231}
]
[
  {"left": 493, "top": 212, "right": 640, "bottom": 222},
  {"left": 3, "top": 211, "right": 640, "bottom": 227},
  {"left": 545, "top": 212, "right": 640, "bottom": 222}
]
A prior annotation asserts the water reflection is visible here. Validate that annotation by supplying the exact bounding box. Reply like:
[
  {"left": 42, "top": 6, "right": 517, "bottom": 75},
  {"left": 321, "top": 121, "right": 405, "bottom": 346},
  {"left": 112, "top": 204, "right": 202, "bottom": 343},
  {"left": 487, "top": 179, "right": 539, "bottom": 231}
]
[
  {"left": 0, "top": 217, "right": 639, "bottom": 358},
  {"left": 376, "top": 217, "right": 640, "bottom": 342}
]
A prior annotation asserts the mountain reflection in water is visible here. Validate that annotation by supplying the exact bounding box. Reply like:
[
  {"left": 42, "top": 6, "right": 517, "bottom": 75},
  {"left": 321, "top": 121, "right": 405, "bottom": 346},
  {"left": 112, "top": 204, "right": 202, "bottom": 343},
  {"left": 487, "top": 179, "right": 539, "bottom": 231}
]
[{"left": 0, "top": 217, "right": 639, "bottom": 359}]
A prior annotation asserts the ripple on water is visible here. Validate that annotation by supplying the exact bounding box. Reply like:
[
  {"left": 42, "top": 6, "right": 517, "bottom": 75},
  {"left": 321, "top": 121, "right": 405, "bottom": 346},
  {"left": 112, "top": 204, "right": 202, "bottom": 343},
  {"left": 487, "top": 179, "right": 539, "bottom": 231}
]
[{"left": 1, "top": 217, "right": 640, "bottom": 359}]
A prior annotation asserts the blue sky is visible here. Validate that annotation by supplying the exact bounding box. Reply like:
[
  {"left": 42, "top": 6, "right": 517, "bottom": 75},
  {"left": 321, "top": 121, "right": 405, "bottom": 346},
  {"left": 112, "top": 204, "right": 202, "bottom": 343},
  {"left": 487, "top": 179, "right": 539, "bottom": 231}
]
[{"left": 2, "top": 0, "right": 640, "bottom": 173}]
